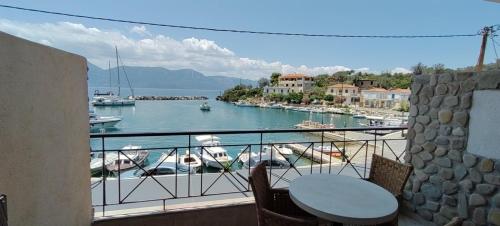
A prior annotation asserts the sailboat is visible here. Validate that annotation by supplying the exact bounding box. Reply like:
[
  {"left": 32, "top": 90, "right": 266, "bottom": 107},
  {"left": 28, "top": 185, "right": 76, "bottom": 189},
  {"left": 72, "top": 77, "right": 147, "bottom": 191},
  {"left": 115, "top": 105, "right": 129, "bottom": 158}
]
[{"left": 92, "top": 46, "right": 136, "bottom": 106}]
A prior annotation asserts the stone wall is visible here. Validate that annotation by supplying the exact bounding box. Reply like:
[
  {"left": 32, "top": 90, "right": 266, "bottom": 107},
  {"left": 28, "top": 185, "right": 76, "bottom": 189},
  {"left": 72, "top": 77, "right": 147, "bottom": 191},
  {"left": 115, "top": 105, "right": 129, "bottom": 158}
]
[{"left": 403, "top": 71, "right": 500, "bottom": 226}]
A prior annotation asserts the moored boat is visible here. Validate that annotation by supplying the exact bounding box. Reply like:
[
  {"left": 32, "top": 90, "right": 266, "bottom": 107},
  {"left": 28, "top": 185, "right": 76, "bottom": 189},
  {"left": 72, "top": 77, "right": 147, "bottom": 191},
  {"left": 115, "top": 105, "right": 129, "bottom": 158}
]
[
  {"left": 239, "top": 145, "right": 290, "bottom": 168},
  {"left": 89, "top": 112, "right": 122, "bottom": 129},
  {"left": 194, "top": 135, "right": 233, "bottom": 169},
  {"left": 200, "top": 102, "right": 211, "bottom": 111},
  {"left": 106, "top": 145, "right": 149, "bottom": 173}
]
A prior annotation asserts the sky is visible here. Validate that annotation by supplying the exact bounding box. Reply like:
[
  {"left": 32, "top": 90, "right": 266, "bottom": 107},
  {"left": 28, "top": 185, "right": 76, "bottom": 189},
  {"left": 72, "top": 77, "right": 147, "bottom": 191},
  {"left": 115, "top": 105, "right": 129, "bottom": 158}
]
[{"left": 0, "top": 0, "right": 499, "bottom": 80}]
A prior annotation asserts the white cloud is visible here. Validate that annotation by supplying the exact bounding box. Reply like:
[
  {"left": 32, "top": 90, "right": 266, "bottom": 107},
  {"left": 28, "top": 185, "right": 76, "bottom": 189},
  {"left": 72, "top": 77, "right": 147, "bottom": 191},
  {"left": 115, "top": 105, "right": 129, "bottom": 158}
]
[
  {"left": 391, "top": 67, "right": 412, "bottom": 74},
  {"left": 0, "top": 19, "right": 406, "bottom": 79},
  {"left": 130, "top": 25, "right": 151, "bottom": 36}
]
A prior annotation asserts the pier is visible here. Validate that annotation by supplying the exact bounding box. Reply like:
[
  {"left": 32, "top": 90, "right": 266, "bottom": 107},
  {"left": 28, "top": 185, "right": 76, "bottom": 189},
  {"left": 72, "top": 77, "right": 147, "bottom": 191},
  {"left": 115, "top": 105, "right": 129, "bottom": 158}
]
[
  {"left": 284, "top": 143, "right": 341, "bottom": 164},
  {"left": 134, "top": 96, "right": 208, "bottom": 101}
]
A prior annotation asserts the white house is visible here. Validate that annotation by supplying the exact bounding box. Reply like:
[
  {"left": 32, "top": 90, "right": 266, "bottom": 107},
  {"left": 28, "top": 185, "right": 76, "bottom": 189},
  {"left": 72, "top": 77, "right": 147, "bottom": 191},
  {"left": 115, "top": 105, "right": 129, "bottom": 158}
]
[{"left": 326, "top": 84, "right": 359, "bottom": 104}]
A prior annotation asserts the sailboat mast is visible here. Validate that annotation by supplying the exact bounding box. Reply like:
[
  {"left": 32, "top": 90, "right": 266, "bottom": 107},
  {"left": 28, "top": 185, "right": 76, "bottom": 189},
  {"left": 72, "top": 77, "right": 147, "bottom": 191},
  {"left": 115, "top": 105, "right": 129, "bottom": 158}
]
[
  {"left": 115, "top": 46, "right": 120, "bottom": 96},
  {"left": 108, "top": 60, "right": 112, "bottom": 88}
]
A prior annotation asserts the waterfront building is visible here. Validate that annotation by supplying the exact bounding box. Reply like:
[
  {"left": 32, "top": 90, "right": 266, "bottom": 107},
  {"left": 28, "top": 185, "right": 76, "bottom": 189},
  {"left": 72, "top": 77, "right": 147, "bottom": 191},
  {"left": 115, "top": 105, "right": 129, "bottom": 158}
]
[
  {"left": 278, "top": 73, "right": 314, "bottom": 93},
  {"left": 386, "top": 88, "right": 411, "bottom": 108},
  {"left": 360, "top": 88, "right": 410, "bottom": 109},
  {"left": 360, "top": 88, "right": 390, "bottom": 108},
  {"left": 263, "top": 73, "right": 314, "bottom": 96},
  {"left": 263, "top": 86, "right": 291, "bottom": 95},
  {"left": 325, "top": 84, "right": 359, "bottom": 105}
]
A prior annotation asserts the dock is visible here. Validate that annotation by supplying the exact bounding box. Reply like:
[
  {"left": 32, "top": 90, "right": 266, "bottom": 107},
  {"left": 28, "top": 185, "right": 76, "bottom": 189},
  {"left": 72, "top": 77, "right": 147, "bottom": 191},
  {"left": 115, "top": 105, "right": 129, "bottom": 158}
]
[
  {"left": 134, "top": 96, "right": 208, "bottom": 101},
  {"left": 285, "top": 143, "right": 342, "bottom": 164}
]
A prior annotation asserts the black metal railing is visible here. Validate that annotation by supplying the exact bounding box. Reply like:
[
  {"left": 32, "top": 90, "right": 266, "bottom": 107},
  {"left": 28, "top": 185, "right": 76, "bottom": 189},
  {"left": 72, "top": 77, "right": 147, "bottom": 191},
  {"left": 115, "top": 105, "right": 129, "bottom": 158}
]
[
  {"left": 0, "top": 194, "right": 7, "bottom": 226},
  {"left": 90, "top": 126, "right": 407, "bottom": 216}
]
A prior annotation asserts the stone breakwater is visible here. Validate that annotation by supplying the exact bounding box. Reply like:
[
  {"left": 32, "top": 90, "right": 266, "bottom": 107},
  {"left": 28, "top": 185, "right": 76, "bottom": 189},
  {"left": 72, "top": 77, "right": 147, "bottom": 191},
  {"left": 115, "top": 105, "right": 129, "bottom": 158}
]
[
  {"left": 134, "top": 96, "right": 208, "bottom": 101},
  {"left": 403, "top": 71, "right": 500, "bottom": 226}
]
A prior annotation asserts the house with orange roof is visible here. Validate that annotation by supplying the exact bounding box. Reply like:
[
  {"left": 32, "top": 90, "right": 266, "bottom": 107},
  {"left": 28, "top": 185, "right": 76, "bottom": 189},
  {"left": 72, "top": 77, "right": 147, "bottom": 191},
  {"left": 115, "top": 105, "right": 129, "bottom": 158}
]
[
  {"left": 278, "top": 74, "right": 315, "bottom": 93},
  {"left": 325, "top": 83, "right": 359, "bottom": 104},
  {"left": 264, "top": 73, "right": 315, "bottom": 96}
]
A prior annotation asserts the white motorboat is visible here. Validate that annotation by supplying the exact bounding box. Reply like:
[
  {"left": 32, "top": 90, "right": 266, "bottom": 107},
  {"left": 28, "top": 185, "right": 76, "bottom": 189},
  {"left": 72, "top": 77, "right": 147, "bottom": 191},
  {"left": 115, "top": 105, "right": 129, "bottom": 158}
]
[
  {"left": 235, "top": 101, "right": 257, "bottom": 107},
  {"left": 90, "top": 152, "right": 118, "bottom": 175},
  {"left": 178, "top": 150, "right": 203, "bottom": 173},
  {"left": 194, "top": 135, "right": 233, "bottom": 169},
  {"left": 156, "top": 150, "right": 203, "bottom": 173},
  {"left": 89, "top": 112, "right": 122, "bottom": 129},
  {"left": 271, "top": 144, "right": 293, "bottom": 157},
  {"left": 200, "top": 102, "right": 211, "bottom": 111},
  {"left": 239, "top": 145, "right": 290, "bottom": 168},
  {"left": 352, "top": 112, "right": 367, "bottom": 119},
  {"left": 106, "top": 145, "right": 149, "bottom": 173},
  {"left": 269, "top": 103, "right": 283, "bottom": 109}
]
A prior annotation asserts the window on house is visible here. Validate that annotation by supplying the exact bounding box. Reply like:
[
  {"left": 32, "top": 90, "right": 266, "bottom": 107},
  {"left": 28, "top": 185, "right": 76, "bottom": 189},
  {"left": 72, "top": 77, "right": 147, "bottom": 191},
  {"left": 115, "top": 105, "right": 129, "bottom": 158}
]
[
  {"left": 286, "top": 84, "right": 288, "bottom": 87},
  {"left": 345, "top": 90, "right": 348, "bottom": 93},
  {"left": 292, "top": 84, "right": 295, "bottom": 87},
  {"left": 281, "top": 90, "right": 283, "bottom": 93},
  {"left": 370, "top": 81, "right": 373, "bottom": 85},
  {"left": 298, "top": 84, "right": 302, "bottom": 87}
]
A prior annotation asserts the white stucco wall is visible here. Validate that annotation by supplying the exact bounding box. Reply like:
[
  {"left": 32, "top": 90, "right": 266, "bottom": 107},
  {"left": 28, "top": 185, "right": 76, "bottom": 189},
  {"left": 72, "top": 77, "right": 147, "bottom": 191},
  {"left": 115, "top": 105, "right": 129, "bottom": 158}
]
[
  {"left": 466, "top": 90, "right": 500, "bottom": 159},
  {"left": 0, "top": 32, "right": 91, "bottom": 226}
]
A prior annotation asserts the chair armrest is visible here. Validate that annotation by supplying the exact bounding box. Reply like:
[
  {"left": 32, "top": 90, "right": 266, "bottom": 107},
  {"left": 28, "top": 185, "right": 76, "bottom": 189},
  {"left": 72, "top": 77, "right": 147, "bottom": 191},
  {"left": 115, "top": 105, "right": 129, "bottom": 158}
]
[
  {"left": 261, "top": 208, "right": 318, "bottom": 226},
  {"left": 271, "top": 188, "right": 289, "bottom": 195}
]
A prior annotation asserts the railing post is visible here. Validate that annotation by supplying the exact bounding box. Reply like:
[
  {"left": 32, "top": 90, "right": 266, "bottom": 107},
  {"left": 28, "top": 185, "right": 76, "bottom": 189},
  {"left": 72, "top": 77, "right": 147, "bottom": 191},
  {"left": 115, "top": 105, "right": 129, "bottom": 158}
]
[
  {"left": 248, "top": 145, "right": 251, "bottom": 190},
  {"left": 310, "top": 141, "right": 314, "bottom": 174},
  {"left": 188, "top": 135, "right": 191, "bottom": 197},
  {"left": 342, "top": 130, "right": 346, "bottom": 163},
  {"left": 118, "top": 149, "right": 121, "bottom": 204},
  {"left": 374, "top": 130, "right": 377, "bottom": 155},
  {"left": 269, "top": 140, "right": 273, "bottom": 185},
  {"left": 200, "top": 146, "right": 204, "bottom": 196},
  {"left": 175, "top": 148, "right": 178, "bottom": 198},
  {"left": 101, "top": 137, "right": 106, "bottom": 216},
  {"left": 0, "top": 194, "right": 7, "bottom": 226},
  {"left": 320, "top": 130, "right": 324, "bottom": 174}
]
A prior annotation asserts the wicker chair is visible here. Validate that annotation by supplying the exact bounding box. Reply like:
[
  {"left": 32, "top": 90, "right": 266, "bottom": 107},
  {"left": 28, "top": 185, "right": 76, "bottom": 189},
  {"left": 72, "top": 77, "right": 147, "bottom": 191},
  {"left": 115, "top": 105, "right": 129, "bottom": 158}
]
[
  {"left": 249, "top": 163, "right": 318, "bottom": 226},
  {"left": 367, "top": 154, "right": 413, "bottom": 226},
  {"left": 368, "top": 154, "right": 413, "bottom": 198}
]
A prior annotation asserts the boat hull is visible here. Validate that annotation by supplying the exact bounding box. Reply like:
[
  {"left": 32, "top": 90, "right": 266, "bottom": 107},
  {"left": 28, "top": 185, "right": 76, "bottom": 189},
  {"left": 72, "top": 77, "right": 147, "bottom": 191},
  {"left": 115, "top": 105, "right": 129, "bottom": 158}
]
[
  {"left": 92, "top": 100, "right": 135, "bottom": 106},
  {"left": 90, "top": 119, "right": 121, "bottom": 129}
]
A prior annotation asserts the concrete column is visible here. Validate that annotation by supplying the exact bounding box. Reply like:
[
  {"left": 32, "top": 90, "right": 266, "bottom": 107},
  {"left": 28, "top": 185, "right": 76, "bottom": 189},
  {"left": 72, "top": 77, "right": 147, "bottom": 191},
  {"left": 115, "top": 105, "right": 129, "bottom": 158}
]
[{"left": 0, "top": 32, "right": 91, "bottom": 226}]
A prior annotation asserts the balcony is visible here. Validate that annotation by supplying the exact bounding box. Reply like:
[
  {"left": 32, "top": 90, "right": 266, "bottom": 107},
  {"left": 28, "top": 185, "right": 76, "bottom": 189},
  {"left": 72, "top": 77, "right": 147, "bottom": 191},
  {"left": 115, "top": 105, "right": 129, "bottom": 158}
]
[{"left": 87, "top": 127, "right": 427, "bottom": 225}]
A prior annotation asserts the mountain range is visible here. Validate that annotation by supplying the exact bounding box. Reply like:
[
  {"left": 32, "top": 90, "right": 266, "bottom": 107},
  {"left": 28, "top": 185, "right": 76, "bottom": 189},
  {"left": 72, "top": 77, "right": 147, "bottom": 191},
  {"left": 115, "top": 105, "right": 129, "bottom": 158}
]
[{"left": 87, "top": 63, "right": 257, "bottom": 90}]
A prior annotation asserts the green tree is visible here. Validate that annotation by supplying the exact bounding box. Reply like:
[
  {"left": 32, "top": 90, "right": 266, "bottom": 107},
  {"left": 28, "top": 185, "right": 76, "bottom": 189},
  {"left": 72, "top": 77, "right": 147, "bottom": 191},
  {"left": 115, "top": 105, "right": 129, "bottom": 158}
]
[
  {"left": 268, "top": 93, "right": 285, "bottom": 102},
  {"left": 309, "top": 86, "right": 326, "bottom": 100},
  {"left": 314, "top": 74, "right": 330, "bottom": 88},
  {"left": 270, "top": 73, "right": 281, "bottom": 86},
  {"left": 258, "top": 78, "right": 270, "bottom": 88},
  {"left": 324, "top": 94, "right": 334, "bottom": 102},
  {"left": 221, "top": 85, "right": 263, "bottom": 102},
  {"left": 286, "top": 92, "right": 303, "bottom": 104}
]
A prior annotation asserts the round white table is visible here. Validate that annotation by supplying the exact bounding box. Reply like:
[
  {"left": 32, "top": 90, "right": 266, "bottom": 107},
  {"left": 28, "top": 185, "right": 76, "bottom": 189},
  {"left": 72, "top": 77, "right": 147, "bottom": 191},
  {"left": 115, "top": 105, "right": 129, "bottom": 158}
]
[{"left": 289, "top": 174, "right": 398, "bottom": 225}]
